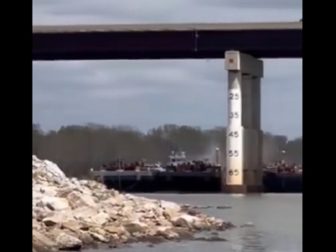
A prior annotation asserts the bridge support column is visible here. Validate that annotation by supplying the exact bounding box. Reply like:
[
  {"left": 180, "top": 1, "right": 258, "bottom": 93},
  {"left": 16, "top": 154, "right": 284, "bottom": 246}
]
[{"left": 222, "top": 51, "right": 263, "bottom": 193}]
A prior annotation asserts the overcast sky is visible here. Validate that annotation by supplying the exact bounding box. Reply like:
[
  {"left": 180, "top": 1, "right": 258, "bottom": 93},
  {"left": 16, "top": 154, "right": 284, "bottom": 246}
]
[{"left": 33, "top": 0, "right": 302, "bottom": 139}]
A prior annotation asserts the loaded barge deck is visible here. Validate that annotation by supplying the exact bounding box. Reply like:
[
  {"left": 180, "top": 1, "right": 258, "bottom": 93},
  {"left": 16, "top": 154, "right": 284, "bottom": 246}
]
[{"left": 91, "top": 170, "right": 302, "bottom": 193}]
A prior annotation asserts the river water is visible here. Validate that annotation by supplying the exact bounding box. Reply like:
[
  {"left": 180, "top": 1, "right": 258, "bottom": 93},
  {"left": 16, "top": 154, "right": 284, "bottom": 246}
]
[{"left": 85, "top": 193, "right": 302, "bottom": 252}]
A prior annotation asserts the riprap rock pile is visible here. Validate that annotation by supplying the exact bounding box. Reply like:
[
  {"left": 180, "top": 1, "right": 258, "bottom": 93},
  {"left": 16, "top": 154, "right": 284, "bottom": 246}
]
[{"left": 32, "top": 156, "right": 233, "bottom": 251}]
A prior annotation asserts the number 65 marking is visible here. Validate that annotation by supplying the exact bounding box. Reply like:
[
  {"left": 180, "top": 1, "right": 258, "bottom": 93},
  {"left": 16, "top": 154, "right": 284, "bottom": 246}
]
[{"left": 228, "top": 169, "right": 239, "bottom": 176}]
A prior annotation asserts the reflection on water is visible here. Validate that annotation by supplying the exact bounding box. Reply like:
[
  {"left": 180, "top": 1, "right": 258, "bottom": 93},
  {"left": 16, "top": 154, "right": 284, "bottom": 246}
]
[
  {"left": 84, "top": 194, "right": 302, "bottom": 252},
  {"left": 240, "top": 228, "right": 265, "bottom": 252}
]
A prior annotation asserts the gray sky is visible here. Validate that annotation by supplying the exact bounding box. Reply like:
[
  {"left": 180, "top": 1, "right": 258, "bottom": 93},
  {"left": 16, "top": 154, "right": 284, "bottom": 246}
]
[{"left": 33, "top": 0, "right": 302, "bottom": 139}]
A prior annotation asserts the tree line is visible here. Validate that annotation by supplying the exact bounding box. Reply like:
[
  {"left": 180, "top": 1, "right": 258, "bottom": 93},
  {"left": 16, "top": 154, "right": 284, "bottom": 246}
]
[{"left": 33, "top": 123, "right": 302, "bottom": 177}]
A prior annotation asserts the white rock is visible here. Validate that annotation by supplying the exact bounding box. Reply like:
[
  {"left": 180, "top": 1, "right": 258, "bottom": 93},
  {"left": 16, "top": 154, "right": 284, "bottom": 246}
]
[
  {"left": 72, "top": 206, "right": 98, "bottom": 222},
  {"left": 67, "top": 191, "right": 97, "bottom": 209},
  {"left": 160, "top": 200, "right": 181, "bottom": 212},
  {"left": 156, "top": 226, "right": 170, "bottom": 233},
  {"left": 32, "top": 219, "right": 42, "bottom": 230},
  {"left": 89, "top": 231, "right": 109, "bottom": 243},
  {"left": 70, "top": 177, "right": 81, "bottom": 188},
  {"left": 124, "top": 193, "right": 136, "bottom": 199},
  {"left": 142, "top": 202, "right": 158, "bottom": 211},
  {"left": 56, "top": 232, "right": 82, "bottom": 250},
  {"left": 194, "top": 219, "right": 210, "bottom": 230},
  {"left": 89, "top": 227, "right": 109, "bottom": 242},
  {"left": 33, "top": 207, "right": 52, "bottom": 221},
  {"left": 35, "top": 184, "right": 58, "bottom": 197},
  {"left": 42, "top": 211, "right": 74, "bottom": 226},
  {"left": 172, "top": 214, "right": 199, "bottom": 228},
  {"left": 77, "top": 230, "right": 94, "bottom": 244},
  {"left": 155, "top": 226, "right": 179, "bottom": 239},
  {"left": 119, "top": 205, "right": 134, "bottom": 218},
  {"left": 100, "top": 206, "right": 118, "bottom": 219},
  {"left": 101, "top": 197, "right": 120, "bottom": 206},
  {"left": 124, "top": 220, "right": 148, "bottom": 233},
  {"left": 55, "top": 187, "right": 74, "bottom": 198},
  {"left": 163, "top": 208, "right": 180, "bottom": 220},
  {"left": 43, "top": 160, "right": 66, "bottom": 178},
  {"left": 62, "top": 220, "right": 83, "bottom": 233},
  {"left": 110, "top": 189, "right": 119, "bottom": 197},
  {"left": 33, "top": 156, "right": 68, "bottom": 185},
  {"left": 156, "top": 216, "right": 173, "bottom": 227},
  {"left": 33, "top": 230, "right": 57, "bottom": 249},
  {"left": 104, "top": 225, "right": 127, "bottom": 235},
  {"left": 38, "top": 196, "right": 70, "bottom": 211},
  {"left": 165, "top": 231, "right": 179, "bottom": 239},
  {"left": 91, "top": 212, "right": 110, "bottom": 226},
  {"left": 32, "top": 190, "right": 44, "bottom": 204},
  {"left": 79, "top": 179, "right": 89, "bottom": 186}
]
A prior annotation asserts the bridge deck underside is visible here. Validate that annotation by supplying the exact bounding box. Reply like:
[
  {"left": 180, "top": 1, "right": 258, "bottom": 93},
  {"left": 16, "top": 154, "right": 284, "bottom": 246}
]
[{"left": 33, "top": 29, "right": 301, "bottom": 60}]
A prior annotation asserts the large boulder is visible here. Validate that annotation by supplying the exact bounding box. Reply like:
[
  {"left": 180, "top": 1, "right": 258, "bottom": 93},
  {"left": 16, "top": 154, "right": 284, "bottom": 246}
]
[
  {"left": 99, "top": 206, "right": 119, "bottom": 220},
  {"left": 171, "top": 214, "right": 199, "bottom": 229},
  {"left": 77, "top": 230, "right": 95, "bottom": 245},
  {"left": 71, "top": 207, "right": 111, "bottom": 227},
  {"left": 101, "top": 197, "right": 120, "bottom": 207},
  {"left": 89, "top": 227, "right": 109, "bottom": 243},
  {"left": 37, "top": 196, "right": 70, "bottom": 211},
  {"left": 160, "top": 200, "right": 181, "bottom": 212},
  {"left": 156, "top": 215, "right": 173, "bottom": 227},
  {"left": 72, "top": 206, "right": 98, "bottom": 221},
  {"left": 56, "top": 187, "right": 76, "bottom": 198},
  {"left": 89, "top": 231, "right": 109, "bottom": 243},
  {"left": 163, "top": 208, "right": 180, "bottom": 220},
  {"left": 155, "top": 226, "right": 179, "bottom": 240},
  {"left": 55, "top": 232, "right": 82, "bottom": 250},
  {"left": 33, "top": 230, "right": 57, "bottom": 251},
  {"left": 33, "top": 219, "right": 42, "bottom": 230},
  {"left": 70, "top": 178, "right": 81, "bottom": 188},
  {"left": 118, "top": 205, "right": 134, "bottom": 218},
  {"left": 104, "top": 225, "right": 127, "bottom": 236},
  {"left": 90, "top": 212, "right": 110, "bottom": 226},
  {"left": 124, "top": 220, "right": 148, "bottom": 234},
  {"left": 194, "top": 219, "right": 211, "bottom": 230},
  {"left": 161, "top": 200, "right": 181, "bottom": 220},
  {"left": 61, "top": 220, "right": 83, "bottom": 234},
  {"left": 33, "top": 206, "right": 52, "bottom": 222},
  {"left": 67, "top": 191, "right": 97, "bottom": 209},
  {"left": 139, "top": 201, "right": 158, "bottom": 212},
  {"left": 34, "top": 184, "right": 58, "bottom": 197},
  {"left": 32, "top": 156, "right": 68, "bottom": 185},
  {"left": 42, "top": 211, "right": 74, "bottom": 227}
]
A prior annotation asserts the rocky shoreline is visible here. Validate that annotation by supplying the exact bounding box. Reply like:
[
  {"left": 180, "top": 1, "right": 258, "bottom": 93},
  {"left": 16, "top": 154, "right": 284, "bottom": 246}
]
[{"left": 33, "top": 156, "right": 234, "bottom": 252}]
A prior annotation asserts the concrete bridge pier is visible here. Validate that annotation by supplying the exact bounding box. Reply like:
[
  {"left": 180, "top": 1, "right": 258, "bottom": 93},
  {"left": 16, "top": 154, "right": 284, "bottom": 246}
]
[{"left": 222, "top": 51, "right": 264, "bottom": 193}]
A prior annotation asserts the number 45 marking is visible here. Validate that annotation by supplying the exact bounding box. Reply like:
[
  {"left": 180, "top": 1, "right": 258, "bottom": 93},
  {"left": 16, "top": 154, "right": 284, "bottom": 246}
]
[{"left": 228, "top": 131, "right": 239, "bottom": 137}]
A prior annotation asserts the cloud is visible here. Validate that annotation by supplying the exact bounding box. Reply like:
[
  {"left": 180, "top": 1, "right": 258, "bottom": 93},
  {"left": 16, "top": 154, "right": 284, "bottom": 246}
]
[
  {"left": 194, "top": 0, "right": 302, "bottom": 10},
  {"left": 33, "top": 0, "right": 301, "bottom": 25},
  {"left": 33, "top": 0, "right": 302, "bottom": 139}
]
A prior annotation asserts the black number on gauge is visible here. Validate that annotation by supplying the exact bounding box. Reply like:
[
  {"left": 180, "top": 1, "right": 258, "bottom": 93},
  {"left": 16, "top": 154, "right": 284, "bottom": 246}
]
[
  {"left": 229, "top": 112, "right": 239, "bottom": 119},
  {"left": 228, "top": 150, "right": 239, "bottom": 157},
  {"left": 229, "top": 93, "right": 239, "bottom": 100},
  {"left": 228, "top": 131, "right": 239, "bottom": 137}
]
